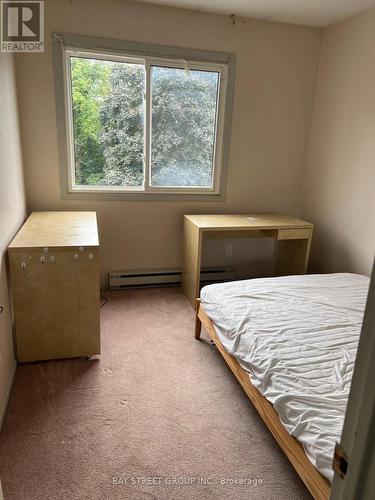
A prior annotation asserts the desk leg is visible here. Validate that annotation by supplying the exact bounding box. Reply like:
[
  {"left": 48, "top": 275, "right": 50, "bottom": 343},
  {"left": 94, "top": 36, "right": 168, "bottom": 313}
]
[
  {"left": 194, "top": 298, "right": 202, "bottom": 340},
  {"left": 182, "top": 219, "right": 202, "bottom": 308},
  {"left": 275, "top": 234, "right": 312, "bottom": 276}
]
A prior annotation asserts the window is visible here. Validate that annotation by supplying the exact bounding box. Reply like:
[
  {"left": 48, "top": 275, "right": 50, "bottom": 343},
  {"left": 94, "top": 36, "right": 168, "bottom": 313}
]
[{"left": 60, "top": 44, "right": 231, "bottom": 197}]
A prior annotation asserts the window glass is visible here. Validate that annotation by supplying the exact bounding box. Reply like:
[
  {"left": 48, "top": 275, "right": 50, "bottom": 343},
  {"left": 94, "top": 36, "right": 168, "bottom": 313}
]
[
  {"left": 150, "top": 65, "right": 219, "bottom": 188},
  {"left": 70, "top": 56, "right": 145, "bottom": 188}
]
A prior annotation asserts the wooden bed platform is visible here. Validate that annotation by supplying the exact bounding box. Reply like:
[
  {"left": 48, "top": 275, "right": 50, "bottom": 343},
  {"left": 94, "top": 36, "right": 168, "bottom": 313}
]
[{"left": 195, "top": 298, "right": 331, "bottom": 500}]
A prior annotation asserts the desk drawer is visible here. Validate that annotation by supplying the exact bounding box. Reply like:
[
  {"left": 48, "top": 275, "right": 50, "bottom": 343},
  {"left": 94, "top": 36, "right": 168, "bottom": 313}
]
[{"left": 278, "top": 228, "right": 310, "bottom": 240}]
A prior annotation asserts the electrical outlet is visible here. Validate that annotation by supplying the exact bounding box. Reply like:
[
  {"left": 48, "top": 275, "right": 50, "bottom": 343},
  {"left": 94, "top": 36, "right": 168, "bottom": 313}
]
[{"left": 226, "top": 244, "right": 233, "bottom": 257}]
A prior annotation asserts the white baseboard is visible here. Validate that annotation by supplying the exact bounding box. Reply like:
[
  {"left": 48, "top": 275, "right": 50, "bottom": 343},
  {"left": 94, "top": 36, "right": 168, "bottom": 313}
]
[{"left": 0, "top": 361, "right": 16, "bottom": 430}]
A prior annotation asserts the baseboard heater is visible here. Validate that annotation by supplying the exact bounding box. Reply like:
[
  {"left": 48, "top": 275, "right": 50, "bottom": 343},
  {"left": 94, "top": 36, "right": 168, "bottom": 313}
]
[{"left": 109, "top": 267, "right": 235, "bottom": 289}]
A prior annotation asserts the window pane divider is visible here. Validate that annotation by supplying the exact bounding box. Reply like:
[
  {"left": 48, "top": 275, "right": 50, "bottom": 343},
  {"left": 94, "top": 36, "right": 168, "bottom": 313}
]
[{"left": 144, "top": 60, "right": 151, "bottom": 192}]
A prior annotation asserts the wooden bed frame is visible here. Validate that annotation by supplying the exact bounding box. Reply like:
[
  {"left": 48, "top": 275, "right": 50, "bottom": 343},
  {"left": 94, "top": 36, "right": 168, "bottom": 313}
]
[{"left": 195, "top": 298, "right": 331, "bottom": 500}]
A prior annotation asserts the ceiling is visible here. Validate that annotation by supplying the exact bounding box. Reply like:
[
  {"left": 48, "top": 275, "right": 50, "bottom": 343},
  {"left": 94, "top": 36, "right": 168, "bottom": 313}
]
[{"left": 132, "top": 0, "right": 375, "bottom": 27}]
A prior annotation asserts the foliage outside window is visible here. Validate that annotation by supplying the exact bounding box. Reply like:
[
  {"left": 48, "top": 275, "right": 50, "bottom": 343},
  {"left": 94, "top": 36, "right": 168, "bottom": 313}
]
[{"left": 64, "top": 49, "right": 227, "bottom": 194}]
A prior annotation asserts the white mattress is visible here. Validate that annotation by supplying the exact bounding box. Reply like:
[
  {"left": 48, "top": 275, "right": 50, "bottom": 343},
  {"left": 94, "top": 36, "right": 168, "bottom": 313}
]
[{"left": 200, "top": 273, "right": 369, "bottom": 481}]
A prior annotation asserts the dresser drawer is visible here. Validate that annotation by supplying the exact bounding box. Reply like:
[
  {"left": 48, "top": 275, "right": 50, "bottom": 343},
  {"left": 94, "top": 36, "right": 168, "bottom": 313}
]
[{"left": 278, "top": 228, "right": 311, "bottom": 240}]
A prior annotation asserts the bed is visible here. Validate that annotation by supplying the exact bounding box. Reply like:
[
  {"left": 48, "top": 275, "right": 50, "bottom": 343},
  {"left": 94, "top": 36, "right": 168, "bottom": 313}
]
[{"left": 194, "top": 273, "right": 369, "bottom": 500}]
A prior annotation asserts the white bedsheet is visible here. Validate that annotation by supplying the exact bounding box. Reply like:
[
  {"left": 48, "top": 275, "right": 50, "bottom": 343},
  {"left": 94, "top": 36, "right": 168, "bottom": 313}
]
[{"left": 200, "top": 273, "right": 369, "bottom": 481}]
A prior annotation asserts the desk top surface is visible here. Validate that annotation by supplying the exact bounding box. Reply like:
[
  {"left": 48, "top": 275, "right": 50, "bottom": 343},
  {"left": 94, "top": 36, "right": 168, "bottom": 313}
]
[
  {"left": 184, "top": 214, "right": 313, "bottom": 230},
  {"left": 9, "top": 211, "right": 99, "bottom": 249}
]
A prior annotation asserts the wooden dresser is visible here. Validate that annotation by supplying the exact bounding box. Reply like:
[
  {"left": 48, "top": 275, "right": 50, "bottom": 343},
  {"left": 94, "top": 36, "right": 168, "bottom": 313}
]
[{"left": 8, "top": 211, "right": 100, "bottom": 362}]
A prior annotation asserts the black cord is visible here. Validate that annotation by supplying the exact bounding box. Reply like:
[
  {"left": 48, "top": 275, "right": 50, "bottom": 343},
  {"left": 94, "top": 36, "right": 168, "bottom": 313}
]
[{"left": 100, "top": 295, "right": 108, "bottom": 308}]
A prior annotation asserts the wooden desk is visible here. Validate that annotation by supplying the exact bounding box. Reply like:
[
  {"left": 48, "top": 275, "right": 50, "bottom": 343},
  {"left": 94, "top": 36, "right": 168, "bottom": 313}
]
[
  {"left": 8, "top": 211, "right": 100, "bottom": 362},
  {"left": 182, "top": 214, "right": 313, "bottom": 307}
]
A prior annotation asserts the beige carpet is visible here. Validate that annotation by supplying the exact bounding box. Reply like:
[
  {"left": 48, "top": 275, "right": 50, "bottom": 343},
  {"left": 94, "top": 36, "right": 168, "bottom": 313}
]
[{"left": 0, "top": 288, "right": 311, "bottom": 499}]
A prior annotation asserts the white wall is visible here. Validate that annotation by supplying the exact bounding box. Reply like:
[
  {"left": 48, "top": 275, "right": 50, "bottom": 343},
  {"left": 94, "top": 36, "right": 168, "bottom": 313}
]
[
  {"left": 302, "top": 9, "right": 375, "bottom": 276},
  {"left": 0, "top": 54, "right": 26, "bottom": 424},
  {"left": 15, "top": 0, "right": 322, "bottom": 285}
]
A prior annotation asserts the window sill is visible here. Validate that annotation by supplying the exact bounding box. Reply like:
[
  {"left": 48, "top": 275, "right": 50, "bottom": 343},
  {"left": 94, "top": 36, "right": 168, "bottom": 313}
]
[{"left": 61, "top": 189, "right": 226, "bottom": 202}]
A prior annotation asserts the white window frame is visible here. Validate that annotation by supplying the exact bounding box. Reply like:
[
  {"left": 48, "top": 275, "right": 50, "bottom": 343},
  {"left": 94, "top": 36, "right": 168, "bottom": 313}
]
[{"left": 62, "top": 46, "right": 228, "bottom": 196}]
